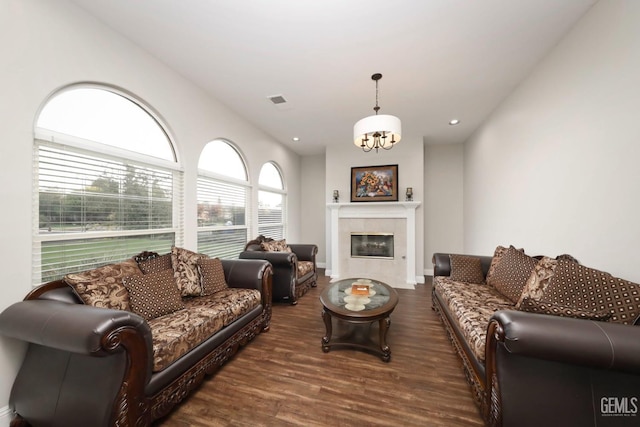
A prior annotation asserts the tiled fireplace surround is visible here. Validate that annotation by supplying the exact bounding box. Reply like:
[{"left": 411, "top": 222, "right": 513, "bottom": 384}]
[{"left": 327, "top": 202, "right": 421, "bottom": 289}]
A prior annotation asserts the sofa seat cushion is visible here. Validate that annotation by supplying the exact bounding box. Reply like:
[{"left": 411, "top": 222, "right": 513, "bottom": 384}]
[
  {"left": 297, "top": 261, "right": 314, "bottom": 278},
  {"left": 148, "top": 288, "right": 261, "bottom": 372},
  {"left": 434, "top": 277, "right": 514, "bottom": 362}
]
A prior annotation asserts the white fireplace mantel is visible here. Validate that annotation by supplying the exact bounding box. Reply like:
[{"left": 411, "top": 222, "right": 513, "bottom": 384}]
[{"left": 327, "top": 201, "right": 421, "bottom": 288}]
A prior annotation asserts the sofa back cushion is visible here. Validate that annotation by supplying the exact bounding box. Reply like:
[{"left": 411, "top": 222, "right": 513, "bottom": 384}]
[
  {"left": 487, "top": 246, "right": 538, "bottom": 304},
  {"left": 123, "top": 269, "right": 185, "bottom": 321},
  {"left": 519, "top": 297, "right": 612, "bottom": 321},
  {"left": 449, "top": 254, "right": 485, "bottom": 284},
  {"left": 64, "top": 259, "right": 142, "bottom": 311}
]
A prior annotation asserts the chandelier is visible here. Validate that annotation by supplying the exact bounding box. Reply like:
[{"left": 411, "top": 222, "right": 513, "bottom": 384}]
[{"left": 353, "top": 73, "right": 401, "bottom": 153}]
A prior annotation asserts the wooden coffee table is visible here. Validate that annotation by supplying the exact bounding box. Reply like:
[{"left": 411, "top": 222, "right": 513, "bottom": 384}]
[{"left": 320, "top": 278, "right": 399, "bottom": 362}]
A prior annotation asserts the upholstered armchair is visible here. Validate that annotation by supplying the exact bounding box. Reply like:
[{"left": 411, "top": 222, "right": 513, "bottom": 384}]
[{"left": 239, "top": 236, "right": 318, "bottom": 304}]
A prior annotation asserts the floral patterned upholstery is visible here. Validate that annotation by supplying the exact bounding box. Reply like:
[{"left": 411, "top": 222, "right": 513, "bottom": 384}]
[
  {"left": 149, "top": 288, "right": 261, "bottom": 372},
  {"left": 297, "top": 260, "right": 314, "bottom": 278},
  {"left": 434, "top": 276, "right": 514, "bottom": 362}
]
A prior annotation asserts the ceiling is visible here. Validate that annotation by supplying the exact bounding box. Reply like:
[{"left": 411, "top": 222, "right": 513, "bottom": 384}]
[{"left": 70, "top": 0, "right": 597, "bottom": 156}]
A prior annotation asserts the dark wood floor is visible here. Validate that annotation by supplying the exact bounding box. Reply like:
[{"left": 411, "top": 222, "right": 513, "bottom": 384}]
[{"left": 156, "top": 273, "right": 485, "bottom": 427}]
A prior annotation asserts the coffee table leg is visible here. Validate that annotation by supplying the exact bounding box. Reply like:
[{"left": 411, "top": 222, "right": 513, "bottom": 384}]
[
  {"left": 379, "top": 317, "right": 391, "bottom": 362},
  {"left": 321, "top": 308, "right": 332, "bottom": 352}
]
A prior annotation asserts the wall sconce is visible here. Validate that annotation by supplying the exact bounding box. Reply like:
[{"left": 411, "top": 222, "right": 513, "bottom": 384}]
[
  {"left": 406, "top": 187, "right": 413, "bottom": 201},
  {"left": 333, "top": 190, "right": 340, "bottom": 203}
]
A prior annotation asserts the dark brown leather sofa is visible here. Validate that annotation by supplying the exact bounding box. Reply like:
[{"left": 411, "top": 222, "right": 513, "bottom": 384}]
[
  {"left": 0, "top": 258, "right": 272, "bottom": 427},
  {"left": 432, "top": 252, "right": 640, "bottom": 427},
  {"left": 239, "top": 236, "right": 317, "bottom": 304}
]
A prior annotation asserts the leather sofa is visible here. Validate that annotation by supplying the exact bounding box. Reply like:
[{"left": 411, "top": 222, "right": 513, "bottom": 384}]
[
  {"left": 432, "top": 250, "right": 640, "bottom": 427},
  {"left": 239, "top": 236, "right": 317, "bottom": 304},
  {"left": 0, "top": 253, "right": 272, "bottom": 427}
]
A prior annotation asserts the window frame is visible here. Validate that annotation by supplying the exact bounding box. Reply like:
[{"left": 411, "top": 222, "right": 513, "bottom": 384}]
[
  {"left": 257, "top": 162, "right": 287, "bottom": 240},
  {"left": 32, "top": 85, "right": 182, "bottom": 285}
]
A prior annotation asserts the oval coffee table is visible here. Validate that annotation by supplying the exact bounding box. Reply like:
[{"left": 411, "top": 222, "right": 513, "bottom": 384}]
[{"left": 320, "top": 278, "right": 399, "bottom": 362}]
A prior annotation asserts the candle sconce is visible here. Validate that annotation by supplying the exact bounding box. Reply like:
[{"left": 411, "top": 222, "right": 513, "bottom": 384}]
[
  {"left": 333, "top": 190, "right": 340, "bottom": 203},
  {"left": 405, "top": 187, "right": 413, "bottom": 202}
]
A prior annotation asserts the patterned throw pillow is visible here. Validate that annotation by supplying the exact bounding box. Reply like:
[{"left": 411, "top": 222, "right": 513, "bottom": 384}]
[
  {"left": 449, "top": 254, "right": 485, "bottom": 284},
  {"left": 123, "top": 269, "right": 185, "bottom": 321},
  {"left": 486, "top": 246, "right": 538, "bottom": 304},
  {"left": 260, "top": 239, "right": 292, "bottom": 252},
  {"left": 485, "top": 246, "right": 508, "bottom": 284},
  {"left": 197, "top": 257, "right": 228, "bottom": 296},
  {"left": 171, "top": 246, "right": 208, "bottom": 297},
  {"left": 519, "top": 297, "right": 612, "bottom": 321},
  {"left": 64, "top": 259, "right": 142, "bottom": 311},
  {"left": 137, "top": 253, "right": 172, "bottom": 275},
  {"left": 543, "top": 261, "right": 640, "bottom": 324},
  {"left": 516, "top": 256, "right": 558, "bottom": 308}
]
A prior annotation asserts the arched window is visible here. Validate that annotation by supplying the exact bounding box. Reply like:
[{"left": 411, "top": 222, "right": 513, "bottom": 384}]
[
  {"left": 197, "top": 140, "right": 250, "bottom": 258},
  {"left": 34, "top": 86, "right": 181, "bottom": 285},
  {"left": 258, "top": 162, "right": 286, "bottom": 239}
]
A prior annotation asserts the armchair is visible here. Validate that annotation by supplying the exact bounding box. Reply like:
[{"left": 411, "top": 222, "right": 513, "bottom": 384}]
[{"left": 239, "top": 236, "right": 318, "bottom": 304}]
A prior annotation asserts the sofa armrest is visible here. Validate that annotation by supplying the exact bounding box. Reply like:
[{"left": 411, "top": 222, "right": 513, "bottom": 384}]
[
  {"left": 432, "top": 252, "right": 493, "bottom": 277},
  {"left": 287, "top": 244, "right": 317, "bottom": 262},
  {"left": 0, "top": 299, "right": 152, "bottom": 357},
  {"left": 488, "top": 310, "right": 640, "bottom": 373},
  {"left": 221, "top": 258, "right": 273, "bottom": 309},
  {"left": 485, "top": 310, "right": 640, "bottom": 427}
]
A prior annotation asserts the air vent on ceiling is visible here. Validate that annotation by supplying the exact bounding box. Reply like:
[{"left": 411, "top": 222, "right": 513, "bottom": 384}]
[{"left": 268, "top": 95, "right": 287, "bottom": 105}]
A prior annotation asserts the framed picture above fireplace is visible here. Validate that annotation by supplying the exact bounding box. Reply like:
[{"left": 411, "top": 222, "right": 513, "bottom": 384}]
[{"left": 350, "top": 164, "right": 398, "bottom": 202}]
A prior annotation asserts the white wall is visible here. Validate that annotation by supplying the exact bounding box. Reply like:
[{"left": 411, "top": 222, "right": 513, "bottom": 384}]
[
  {"left": 300, "top": 154, "right": 327, "bottom": 266},
  {"left": 424, "top": 143, "right": 464, "bottom": 274},
  {"left": 0, "top": 0, "right": 301, "bottom": 419},
  {"left": 464, "top": 0, "right": 640, "bottom": 281},
  {"left": 325, "top": 137, "right": 425, "bottom": 281}
]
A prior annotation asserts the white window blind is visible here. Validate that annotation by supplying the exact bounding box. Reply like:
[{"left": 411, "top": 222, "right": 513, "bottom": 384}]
[
  {"left": 197, "top": 176, "right": 250, "bottom": 259},
  {"left": 197, "top": 140, "right": 250, "bottom": 259},
  {"left": 258, "top": 162, "right": 286, "bottom": 240},
  {"left": 34, "top": 141, "right": 181, "bottom": 284}
]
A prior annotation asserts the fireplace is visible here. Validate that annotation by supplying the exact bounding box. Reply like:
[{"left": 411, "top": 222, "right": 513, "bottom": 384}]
[{"left": 351, "top": 233, "right": 394, "bottom": 259}]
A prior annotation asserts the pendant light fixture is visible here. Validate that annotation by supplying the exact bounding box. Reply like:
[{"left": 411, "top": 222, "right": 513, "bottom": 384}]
[{"left": 353, "top": 73, "right": 401, "bottom": 153}]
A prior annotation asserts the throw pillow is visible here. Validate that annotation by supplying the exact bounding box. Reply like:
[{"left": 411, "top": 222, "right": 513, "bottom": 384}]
[
  {"left": 516, "top": 256, "right": 558, "bottom": 308},
  {"left": 64, "top": 259, "right": 142, "bottom": 311},
  {"left": 519, "top": 297, "right": 612, "bottom": 321},
  {"left": 485, "top": 245, "right": 509, "bottom": 284},
  {"left": 137, "top": 253, "right": 172, "bottom": 275},
  {"left": 171, "top": 246, "right": 208, "bottom": 297},
  {"left": 260, "top": 239, "right": 292, "bottom": 252},
  {"left": 123, "top": 269, "right": 185, "bottom": 321},
  {"left": 449, "top": 254, "right": 485, "bottom": 284},
  {"left": 486, "top": 246, "right": 538, "bottom": 304},
  {"left": 197, "top": 257, "right": 228, "bottom": 296},
  {"left": 542, "top": 260, "right": 614, "bottom": 314}
]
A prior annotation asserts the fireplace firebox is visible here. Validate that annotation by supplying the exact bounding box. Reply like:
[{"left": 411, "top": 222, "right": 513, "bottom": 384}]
[{"left": 350, "top": 233, "right": 394, "bottom": 259}]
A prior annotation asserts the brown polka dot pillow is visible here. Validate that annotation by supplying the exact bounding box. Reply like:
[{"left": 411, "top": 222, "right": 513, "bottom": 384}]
[
  {"left": 123, "top": 269, "right": 185, "bottom": 321},
  {"left": 137, "top": 253, "right": 172, "bottom": 275},
  {"left": 449, "top": 254, "right": 485, "bottom": 284},
  {"left": 486, "top": 246, "right": 538, "bottom": 304},
  {"left": 197, "top": 257, "right": 229, "bottom": 296},
  {"left": 485, "top": 245, "right": 508, "bottom": 284},
  {"left": 64, "top": 259, "right": 142, "bottom": 311},
  {"left": 543, "top": 260, "right": 640, "bottom": 324}
]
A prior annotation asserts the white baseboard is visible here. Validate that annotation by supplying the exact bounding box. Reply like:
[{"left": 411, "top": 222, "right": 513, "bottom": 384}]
[
  {"left": 316, "top": 262, "right": 327, "bottom": 269},
  {"left": 0, "top": 405, "right": 12, "bottom": 427},
  {"left": 424, "top": 268, "right": 434, "bottom": 277}
]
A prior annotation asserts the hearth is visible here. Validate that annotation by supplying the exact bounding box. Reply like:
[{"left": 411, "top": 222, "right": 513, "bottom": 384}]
[{"left": 351, "top": 233, "right": 394, "bottom": 259}]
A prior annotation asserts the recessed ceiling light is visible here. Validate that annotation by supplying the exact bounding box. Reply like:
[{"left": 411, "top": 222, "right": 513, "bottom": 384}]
[
  {"left": 449, "top": 119, "right": 461, "bottom": 126},
  {"left": 292, "top": 137, "right": 300, "bottom": 142}
]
